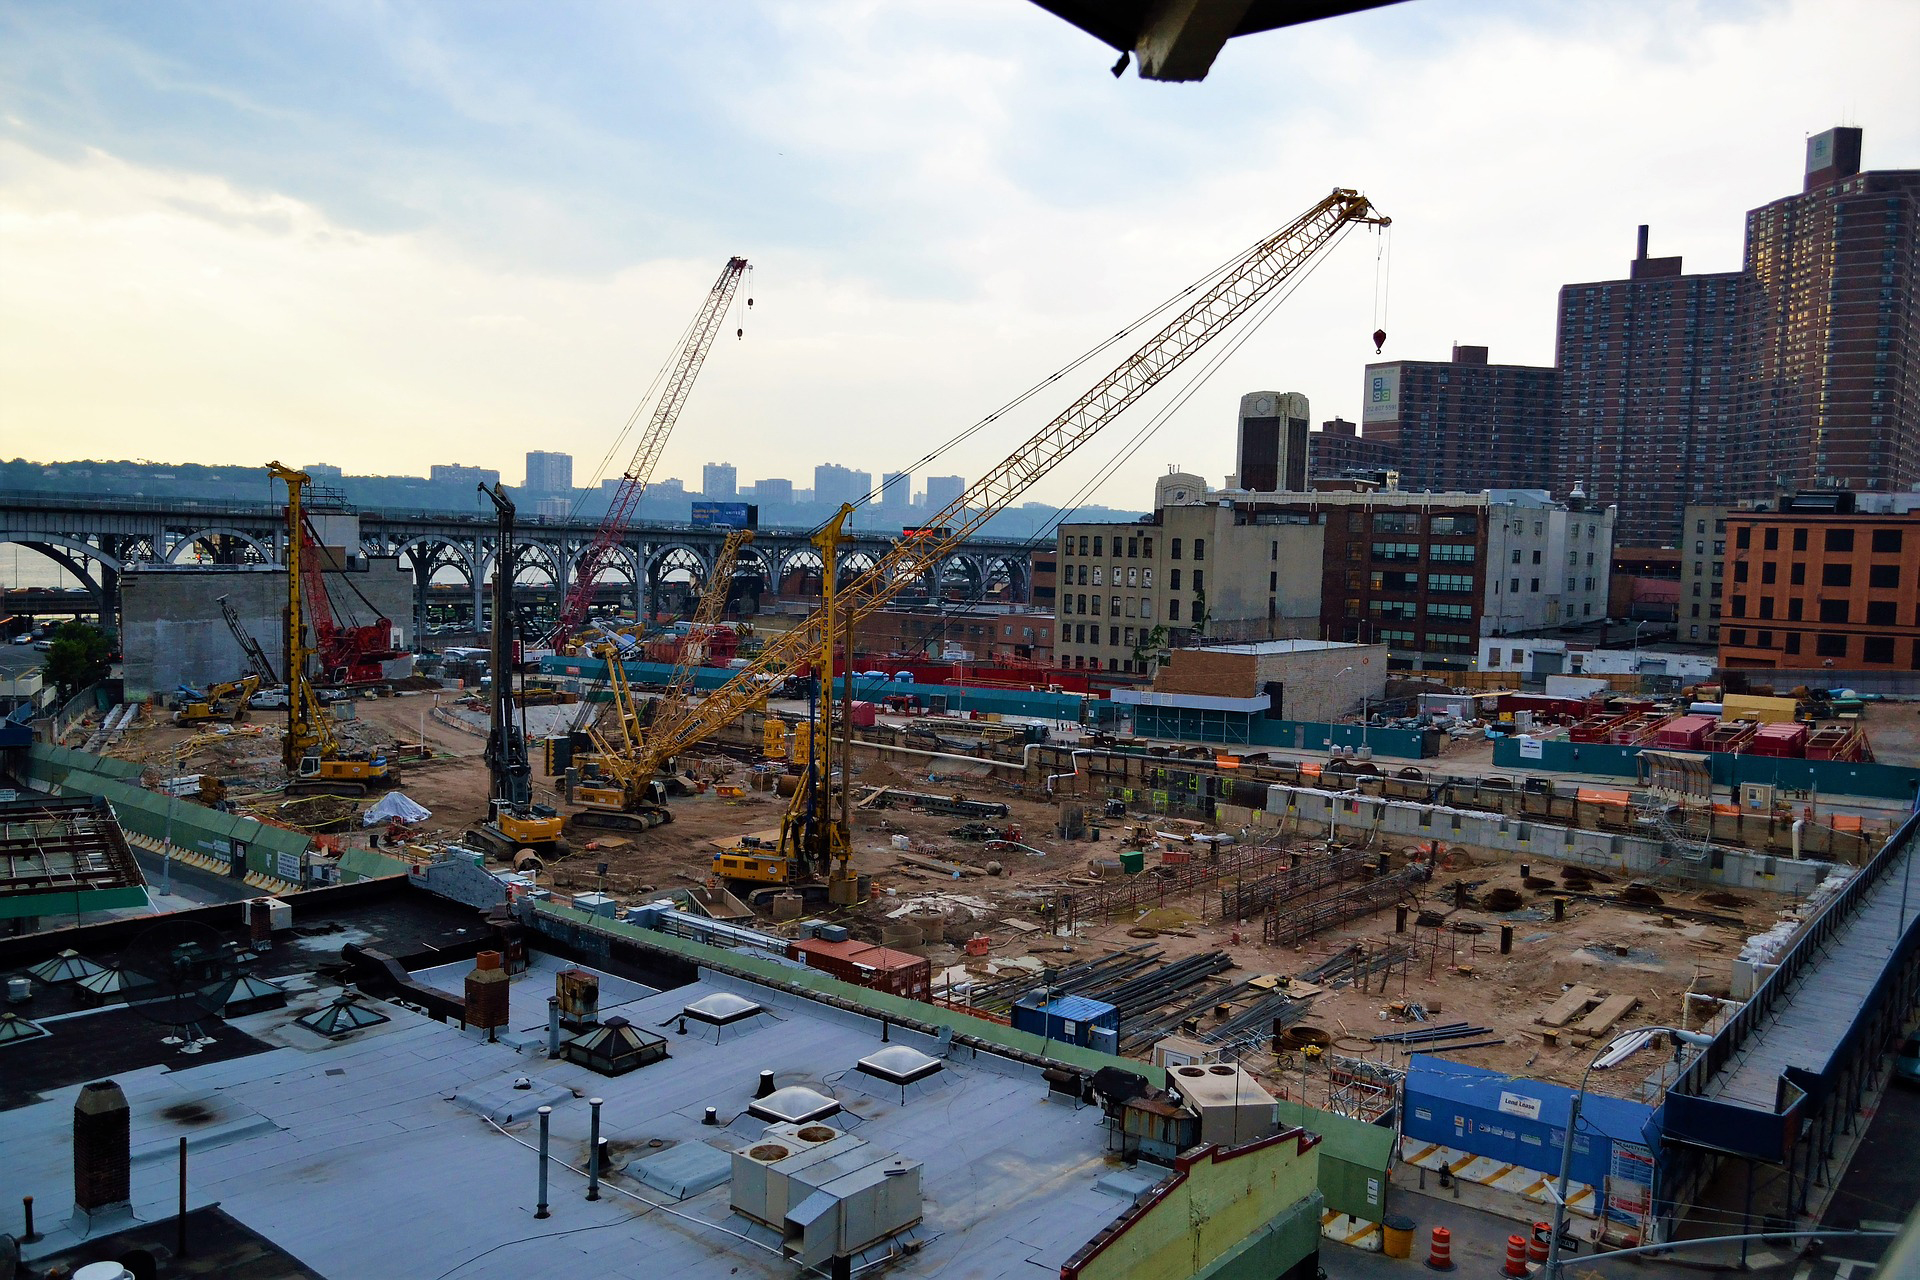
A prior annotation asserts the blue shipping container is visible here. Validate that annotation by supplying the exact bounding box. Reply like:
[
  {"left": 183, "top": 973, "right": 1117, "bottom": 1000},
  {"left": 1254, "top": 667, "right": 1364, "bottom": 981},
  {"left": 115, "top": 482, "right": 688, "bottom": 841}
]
[
  {"left": 691, "top": 501, "right": 758, "bottom": 530},
  {"left": 1010, "top": 994, "right": 1119, "bottom": 1048}
]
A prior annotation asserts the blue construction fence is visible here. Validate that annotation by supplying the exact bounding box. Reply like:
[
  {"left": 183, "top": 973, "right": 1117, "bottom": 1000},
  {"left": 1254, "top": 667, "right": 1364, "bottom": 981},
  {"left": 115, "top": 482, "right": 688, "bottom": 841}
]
[
  {"left": 1402, "top": 1056, "right": 1659, "bottom": 1226},
  {"left": 538, "top": 656, "right": 1119, "bottom": 724},
  {"left": 1491, "top": 735, "right": 1920, "bottom": 802},
  {"left": 1129, "top": 703, "right": 1433, "bottom": 759}
]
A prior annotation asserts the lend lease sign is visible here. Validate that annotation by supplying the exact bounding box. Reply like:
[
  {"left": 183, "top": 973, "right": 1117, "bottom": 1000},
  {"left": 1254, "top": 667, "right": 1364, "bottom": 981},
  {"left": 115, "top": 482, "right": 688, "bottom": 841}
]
[{"left": 1498, "top": 1091, "right": 1543, "bottom": 1121}]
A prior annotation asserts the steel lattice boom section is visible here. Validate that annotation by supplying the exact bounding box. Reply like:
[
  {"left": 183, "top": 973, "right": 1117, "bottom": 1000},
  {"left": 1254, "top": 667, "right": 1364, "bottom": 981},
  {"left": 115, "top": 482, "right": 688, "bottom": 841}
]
[
  {"left": 650, "top": 527, "right": 752, "bottom": 744},
  {"left": 641, "top": 189, "right": 1386, "bottom": 772},
  {"left": 552, "top": 256, "right": 749, "bottom": 644}
]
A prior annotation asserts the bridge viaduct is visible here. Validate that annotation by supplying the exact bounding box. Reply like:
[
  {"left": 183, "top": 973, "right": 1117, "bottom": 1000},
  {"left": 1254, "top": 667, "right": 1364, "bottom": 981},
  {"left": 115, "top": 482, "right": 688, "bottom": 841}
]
[{"left": 0, "top": 491, "right": 1037, "bottom": 636}]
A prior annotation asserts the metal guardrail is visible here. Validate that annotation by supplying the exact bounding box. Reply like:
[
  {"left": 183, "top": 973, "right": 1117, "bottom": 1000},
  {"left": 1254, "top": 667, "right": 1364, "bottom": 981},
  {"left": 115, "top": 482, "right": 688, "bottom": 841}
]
[{"left": 1670, "top": 800, "right": 1920, "bottom": 1100}]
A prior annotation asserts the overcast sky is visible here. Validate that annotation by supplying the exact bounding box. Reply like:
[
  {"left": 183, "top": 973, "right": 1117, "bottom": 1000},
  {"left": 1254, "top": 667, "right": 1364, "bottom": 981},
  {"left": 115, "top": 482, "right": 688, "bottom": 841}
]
[{"left": 1, "top": 0, "right": 1916, "bottom": 509}]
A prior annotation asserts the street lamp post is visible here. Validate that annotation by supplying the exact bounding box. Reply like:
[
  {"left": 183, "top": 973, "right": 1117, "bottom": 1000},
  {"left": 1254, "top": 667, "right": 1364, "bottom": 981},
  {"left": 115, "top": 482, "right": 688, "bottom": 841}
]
[{"left": 1546, "top": 1025, "right": 1714, "bottom": 1279}]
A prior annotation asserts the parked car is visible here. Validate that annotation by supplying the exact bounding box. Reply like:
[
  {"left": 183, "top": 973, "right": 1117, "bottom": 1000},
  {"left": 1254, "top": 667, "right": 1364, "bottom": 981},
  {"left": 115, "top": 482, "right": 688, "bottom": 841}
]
[
  {"left": 248, "top": 689, "right": 291, "bottom": 710},
  {"left": 1896, "top": 1033, "right": 1920, "bottom": 1087}
]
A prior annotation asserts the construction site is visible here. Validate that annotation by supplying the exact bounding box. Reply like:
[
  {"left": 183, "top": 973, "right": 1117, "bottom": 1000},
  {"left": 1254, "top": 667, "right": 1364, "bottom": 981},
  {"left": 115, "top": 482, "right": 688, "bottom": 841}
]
[{"left": 12, "top": 187, "right": 1920, "bottom": 1273}]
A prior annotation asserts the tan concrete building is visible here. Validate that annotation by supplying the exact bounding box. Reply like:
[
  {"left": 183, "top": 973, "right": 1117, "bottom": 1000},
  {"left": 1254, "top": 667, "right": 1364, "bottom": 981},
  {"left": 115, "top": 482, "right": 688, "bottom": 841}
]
[
  {"left": 1053, "top": 471, "right": 1325, "bottom": 674},
  {"left": 1150, "top": 639, "right": 1388, "bottom": 722}
]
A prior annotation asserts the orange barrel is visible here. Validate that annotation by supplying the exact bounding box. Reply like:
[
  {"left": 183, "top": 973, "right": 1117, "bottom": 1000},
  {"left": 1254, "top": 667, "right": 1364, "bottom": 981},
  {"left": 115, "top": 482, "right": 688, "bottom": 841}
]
[
  {"left": 1424, "top": 1226, "right": 1454, "bottom": 1271},
  {"left": 1504, "top": 1234, "right": 1529, "bottom": 1277},
  {"left": 1529, "top": 1222, "right": 1552, "bottom": 1262}
]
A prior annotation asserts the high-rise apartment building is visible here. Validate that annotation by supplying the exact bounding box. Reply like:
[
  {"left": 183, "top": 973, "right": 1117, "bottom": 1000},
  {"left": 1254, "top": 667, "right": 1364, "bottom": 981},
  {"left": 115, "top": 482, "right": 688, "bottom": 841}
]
[
  {"left": 748, "top": 477, "right": 793, "bottom": 505},
  {"left": 1233, "top": 391, "right": 1310, "bottom": 492},
  {"left": 701, "top": 462, "right": 738, "bottom": 502},
  {"left": 1742, "top": 127, "right": 1920, "bottom": 497},
  {"left": 878, "top": 471, "right": 911, "bottom": 511},
  {"left": 924, "top": 475, "right": 966, "bottom": 512},
  {"left": 430, "top": 463, "right": 502, "bottom": 487},
  {"left": 1555, "top": 229, "right": 1745, "bottom": 547},
  {"left": 814, "top": 464, "right": 873, "bottom": 508},
  {"left": 524, "top": 451, "right": 573, "bottom": 494},
  {"left": 1308, "top": 418, "right": 1397, "bottom": 480},
  {"left": 1361, "top": 346, "right": 1557, "bottom": 498}
]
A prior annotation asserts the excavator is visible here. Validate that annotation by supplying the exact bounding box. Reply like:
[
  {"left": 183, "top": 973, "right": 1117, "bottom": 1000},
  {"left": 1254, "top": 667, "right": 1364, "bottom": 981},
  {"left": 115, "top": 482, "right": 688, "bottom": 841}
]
[
  {"left": 564, "top": 526, "right": 754, "bottom": 831},
  {"left": 468, "top": 482, "right": 568, "bottom": 860},
  {"left": 269, "top": 462, "right": 396, "bottom": 796},
  {"left": 172, "top": 674, "right": 260, "bottom": 726},
  {"left": 553, "top": 189, "right": 1390, "bottom": 910}
]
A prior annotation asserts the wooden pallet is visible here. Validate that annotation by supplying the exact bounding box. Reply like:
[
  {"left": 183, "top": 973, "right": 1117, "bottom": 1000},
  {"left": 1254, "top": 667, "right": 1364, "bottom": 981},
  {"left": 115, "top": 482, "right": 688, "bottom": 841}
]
[{"left": 1537, "top": 984, "right": 1604, "bottom": 1028}]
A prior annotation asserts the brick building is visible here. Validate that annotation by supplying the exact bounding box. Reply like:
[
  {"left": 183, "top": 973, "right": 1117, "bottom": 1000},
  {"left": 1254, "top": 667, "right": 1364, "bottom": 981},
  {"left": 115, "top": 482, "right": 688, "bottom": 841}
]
[
  {"left": 1308, "top": 417, "right": 1398, "bottom": 480},
  {"left": 1720, "top": 494, "right": 1920, "bottom": 669},
  {"left": 1742, "top": 127, "right": 1920, "bottom": 498},
  {"left": 857, "top": 606, "right": 1055, "bottom": 665},
  {"left": 1555, "top": 228, "right": 1746, "bottom": 547},
  {"left": 1359, "top": 345, "right": 1557, "bottom": 495}
]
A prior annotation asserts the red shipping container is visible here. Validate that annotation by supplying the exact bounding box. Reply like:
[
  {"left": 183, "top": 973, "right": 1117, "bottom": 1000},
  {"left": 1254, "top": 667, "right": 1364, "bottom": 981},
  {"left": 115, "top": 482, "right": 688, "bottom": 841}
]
[
  {"left": 1749, "top": 722, "right": 1809, "bottom": 759},
  {"left": 787, "top": 938, "right": 931, "bottom": 1001},
  {"left": 1651, "top": 715, "right": 1715, "bottom": 749}
]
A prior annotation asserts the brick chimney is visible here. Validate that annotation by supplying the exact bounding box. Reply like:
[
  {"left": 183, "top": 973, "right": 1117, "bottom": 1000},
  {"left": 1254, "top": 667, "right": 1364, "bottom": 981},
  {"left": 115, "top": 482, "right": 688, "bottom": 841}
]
[
  {"left": 463, "top": 950, "right": 510, "bottom": 1041},
  {"left": 73, "top": 1080, "right": 131, "bottom": 1216}
]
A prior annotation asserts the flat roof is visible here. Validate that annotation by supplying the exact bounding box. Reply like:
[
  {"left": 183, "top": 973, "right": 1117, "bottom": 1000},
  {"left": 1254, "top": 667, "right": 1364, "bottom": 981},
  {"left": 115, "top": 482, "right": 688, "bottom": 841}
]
[
  {"left": 1191, "top": 639, "right": 1375, "bottom": 655},
  {"left": 0, "top": 795, "right": 149, "bottom": 920},
  {"left": 8, "top": 958, "right": 1148, "bottom": 1278}
]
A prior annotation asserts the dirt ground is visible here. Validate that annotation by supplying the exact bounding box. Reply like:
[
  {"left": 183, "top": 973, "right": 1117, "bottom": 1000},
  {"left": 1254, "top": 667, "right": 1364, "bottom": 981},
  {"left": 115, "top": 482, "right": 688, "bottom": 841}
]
[{"left": 95, "top": 691, "right": 1823, "bottom": 1101}]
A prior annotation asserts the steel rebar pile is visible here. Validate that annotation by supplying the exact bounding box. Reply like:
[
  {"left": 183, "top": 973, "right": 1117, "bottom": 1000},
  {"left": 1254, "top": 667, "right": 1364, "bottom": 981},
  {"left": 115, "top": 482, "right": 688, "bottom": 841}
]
[
  {"left": 1053, "top": 840, "right": 1298, "bottom": 928},
  {"left": 1218, "top": 848, "right": 1371, "bottom": 921},
  {"left": 1369, "top": 1022, "right": 1495, "bottom": 1045},
  {"left": 1263, "top": 863, "right": 1431, "bottom": 947}
]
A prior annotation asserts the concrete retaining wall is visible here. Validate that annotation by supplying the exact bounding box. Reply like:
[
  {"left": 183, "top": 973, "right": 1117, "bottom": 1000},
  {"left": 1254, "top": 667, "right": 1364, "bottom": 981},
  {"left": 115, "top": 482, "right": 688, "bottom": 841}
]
[{"left": 1260, "top": 783, "right": 1840, "bottom": 895}]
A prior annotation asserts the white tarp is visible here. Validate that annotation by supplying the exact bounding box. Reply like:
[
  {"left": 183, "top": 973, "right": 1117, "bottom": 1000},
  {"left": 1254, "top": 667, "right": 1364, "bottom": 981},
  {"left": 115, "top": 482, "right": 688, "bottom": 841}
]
[{"left": 363, "top": 791, "right": 432, "bottom": 826}]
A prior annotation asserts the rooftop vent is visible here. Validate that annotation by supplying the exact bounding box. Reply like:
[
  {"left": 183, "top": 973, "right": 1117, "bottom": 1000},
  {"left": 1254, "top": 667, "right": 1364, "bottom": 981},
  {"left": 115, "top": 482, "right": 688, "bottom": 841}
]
[
  {"left": 0, "top": 1010, "right": 51, "bottom": 1045},
  {"left": 30, "top": 949, "right": 104, "bottom": 985},
  {"left": 296, "top": 987, "right": 392, "bottom": 1039},
  {"left": 748, "top": 1085, "right": 842, "bottom": 1125},
  {"left": 562, "top": 1015, "right": 669, "bottom": 1077}
]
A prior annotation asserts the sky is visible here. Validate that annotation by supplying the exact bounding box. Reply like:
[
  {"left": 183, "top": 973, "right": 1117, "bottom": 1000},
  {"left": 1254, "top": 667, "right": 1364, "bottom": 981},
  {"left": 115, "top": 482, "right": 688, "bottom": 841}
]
[{"left": 1, "top": 0, "right": 1917, "bottom": 512}]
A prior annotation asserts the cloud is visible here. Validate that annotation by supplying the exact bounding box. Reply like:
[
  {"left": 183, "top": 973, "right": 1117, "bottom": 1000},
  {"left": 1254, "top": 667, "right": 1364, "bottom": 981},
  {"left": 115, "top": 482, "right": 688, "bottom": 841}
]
[{"left": 0, "top": 0, "right": 1917, "bottom": 512}]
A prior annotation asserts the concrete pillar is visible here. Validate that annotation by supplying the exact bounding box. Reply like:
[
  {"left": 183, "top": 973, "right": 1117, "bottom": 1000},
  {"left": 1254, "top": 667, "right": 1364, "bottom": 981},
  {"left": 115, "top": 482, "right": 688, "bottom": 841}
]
[{"left": 410, "top": 549, "right": 432, "bottom": 645}]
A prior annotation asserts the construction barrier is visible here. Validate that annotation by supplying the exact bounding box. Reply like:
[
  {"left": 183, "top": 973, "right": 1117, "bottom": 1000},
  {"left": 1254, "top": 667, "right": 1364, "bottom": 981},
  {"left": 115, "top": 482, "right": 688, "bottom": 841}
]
[
  {"left": 1425, "top": 1226, "right": 1453, "bottom": 1271},
  {"left": 1503, "top": 1234, "right": 1528, "bottom": 1277}
]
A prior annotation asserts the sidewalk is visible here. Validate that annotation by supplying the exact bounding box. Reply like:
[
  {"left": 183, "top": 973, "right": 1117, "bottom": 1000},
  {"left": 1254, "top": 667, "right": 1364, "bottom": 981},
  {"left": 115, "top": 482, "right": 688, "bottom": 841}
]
[{"left": 1321, "top": 1186, "right": 1809, "bottom": 1279}]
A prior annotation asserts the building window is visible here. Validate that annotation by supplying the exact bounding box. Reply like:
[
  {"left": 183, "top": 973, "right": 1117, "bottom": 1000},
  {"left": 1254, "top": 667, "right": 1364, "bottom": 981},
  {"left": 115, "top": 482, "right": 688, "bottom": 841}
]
[
  {"left": 1426, "top": 603, "right": 1473, "bottom": 621},
  {"left": 1143, "top": 569, "right": 1153, "bottom": 588},
  {"left": 1788, "top": 598, "right": 1802, "bottom": 621},
  {"left": 1111, "top": 595, "right": 1120, "bottom": 617},
  {"left": 1428, "top": 573, "right": 1474, "bottom": 594},
  {"left": 1763, "top": 527, "right": 1778, "bottom": 551},
  {"left": 1078, "top": 536, "right": 1089, "bottom": 555},
  {"left": 1270, "top": 540, "right": 1278, "bottom": 561},
  {"left": 1109, "top": 627, "right": 1120, "bottom": 647},
  {"left": 1790, "top": 563, "right": 1806, "bottom": 585},
  {"left": 1091, "top": 566, "right": 1103, "bottom": 585},
  {"left": 1689, "top": 624, "right": 1700, "bottom": 638},
  {"left": 1531, "top": 550, "right": 1542, "bottom": 564},
  {"left": 1816, "top": 633, "right": 1847, "bottom": 658},
  {"left": 1375, "top": 512, "right": 1421, "bottom": 533},
  {"left": 1757, "top": 630, "right": 1773, "bottom": 648},
  {"left": 1822, "top": 563, "right": 1852, "bottom": 588},
  {"left": 1142, "top": 537, "right": 1153, "bottom": 557},
  {"left": 1170, "top": 538, "right": 1182, "bottom": 560},
  {"left": 1430, "top": 543, "right": 1476, "bottom": 563},
  {"left": 1530, "top": 578, "right": 1540, "bottom": 592},
  {"left": 1819, "top": 599, "right": 1849, "bottom": 624},
  {"left": 1870, "top": 564, "right": 1900, "bottom": 589},
  {"left": 1759, "top": 597, "right": 1774, "bottom": 619},
  {"left": 1169, "top": 568, "right": 1181, "bottom": 590},
  {"left": 1511, "top": 578, "right": 1521, "bottom": 593},
  {"left": 1193, "top": 539, "right": 1206, "bottom": 561},
  {"left": 1124, "top": 627, "right": 1136, "bottom": 647},
  {"left": 1124, "top": 598, "right": 1135, "bottom": 618},
  {"left": 1141, "top": 598, "right": 1153, "bottom": 620},
  {"left": 1269, "top": 571, "right": 1277, "bottom": 591},
  {"left": 1864, "top": 636, "right": 1896, "bottom": 664},
  {"left": 1785, "top": 632, "right": 1800, "bottom": 655},
  {"left": 1793, "top": 528, "right": 1808, "bottom": 552},
  {"left": 1093, "top": 536, "right": 1103, "bottom": 556},
  {"left": 1127, "top": 537, "right": 1139, "bottom": 558},
  {"left": 1761, "top": 562, "right": 1777, "bottom": 584},
  {"left": 1511, "top": 549, "right": 1522, "bottom": 564},
  {"left": 1168, "top": 600, "right": 1181, "bottom": 621},
  {"left": 1191, "top": 571, "right": 1204, "bottom": 592},
  {"left": 1091, "top": 596, "right": 1102, "bottom": 616},
  {"left": 1734, "top": 561, "right": 1749, "bottom": 582},
  {"left": 1825, "top": 528, "right": 1854, "bottom": 553},
  {"left": 1126, "top": 567, "right": 1137, "bottom": 586},
  {"left": 1872, "top": 529, "right": 1902, "bottom": 555},
  {"left": 1728, "top": 629, "right": 1747, "bottom": 646},
  {"left": 1867, "top": 600, "right": 1897, "bottom": 626}
]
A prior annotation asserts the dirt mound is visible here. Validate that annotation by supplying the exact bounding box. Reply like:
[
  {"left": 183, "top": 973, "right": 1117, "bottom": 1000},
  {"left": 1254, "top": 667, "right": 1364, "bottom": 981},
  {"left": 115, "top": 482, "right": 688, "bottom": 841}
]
[
  {"left": 1700, "top": 891, "right": 1747, "bottom": 908},
  {"left": 1481, "top": 888, "right": 1524, "bottom": 912}
]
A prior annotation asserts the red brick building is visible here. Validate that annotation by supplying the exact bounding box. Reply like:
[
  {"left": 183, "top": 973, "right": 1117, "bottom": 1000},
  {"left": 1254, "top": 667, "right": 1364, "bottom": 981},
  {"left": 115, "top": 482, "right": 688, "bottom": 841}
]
[{"left": 1720, "top": 502, "right": 1920, "bottom": 669}]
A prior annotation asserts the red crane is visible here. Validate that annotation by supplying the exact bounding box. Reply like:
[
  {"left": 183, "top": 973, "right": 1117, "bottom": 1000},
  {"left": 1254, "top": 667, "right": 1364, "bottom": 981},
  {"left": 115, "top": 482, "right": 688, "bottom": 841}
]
[
  {"left": 549, "top": 256, "right": 750, "bottom": 645},
  {"left": 294, "top": 514, "right": 402, "bottom": 685}
]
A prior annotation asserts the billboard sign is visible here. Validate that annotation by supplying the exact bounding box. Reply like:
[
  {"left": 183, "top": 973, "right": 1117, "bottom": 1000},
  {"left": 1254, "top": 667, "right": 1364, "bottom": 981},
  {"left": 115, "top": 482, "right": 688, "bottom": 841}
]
[
  {"left": 691, "top": 502, "right": 758, "bottom": 530},
  {"left": 1362, "top": 364, "right": 1400, "bottom": 424}
]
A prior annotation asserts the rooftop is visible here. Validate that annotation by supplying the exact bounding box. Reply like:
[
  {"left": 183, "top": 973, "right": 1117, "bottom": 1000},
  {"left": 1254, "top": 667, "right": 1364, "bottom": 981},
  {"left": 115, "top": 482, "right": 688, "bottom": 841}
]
[
  {"left": 0, "top": 795, "right": 151, "bottom": 922},
  {"left": 2, "top": 885, "right": 1163, "bottom": 1279}
]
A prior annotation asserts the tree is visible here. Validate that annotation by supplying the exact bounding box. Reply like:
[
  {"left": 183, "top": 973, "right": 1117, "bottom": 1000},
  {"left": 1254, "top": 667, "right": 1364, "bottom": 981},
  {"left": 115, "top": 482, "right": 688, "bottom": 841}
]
[{"left": 44, "top": 621, "right": 112, "bottom": 697}]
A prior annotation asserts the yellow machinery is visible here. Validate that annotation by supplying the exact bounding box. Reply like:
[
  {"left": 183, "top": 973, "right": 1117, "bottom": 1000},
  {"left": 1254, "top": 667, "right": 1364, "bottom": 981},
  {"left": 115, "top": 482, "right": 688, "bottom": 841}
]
[
  {"left": 470, "top": 482, "right": 568, "bottom": 859},
  {"left": 172, "top": 675, "right": 260, "bottom": 726},
  {"left": 268, "top": 462, "right": 395, "bottom": 796},
  {"left": 564, "top": 527, "right": 755, "bottom": 832},
  {"left": 561, "top": 189, "right": 1387, "bottom": 906},
  {"left": 711, "top": 509, "right": 858, "bottom": 905}
]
